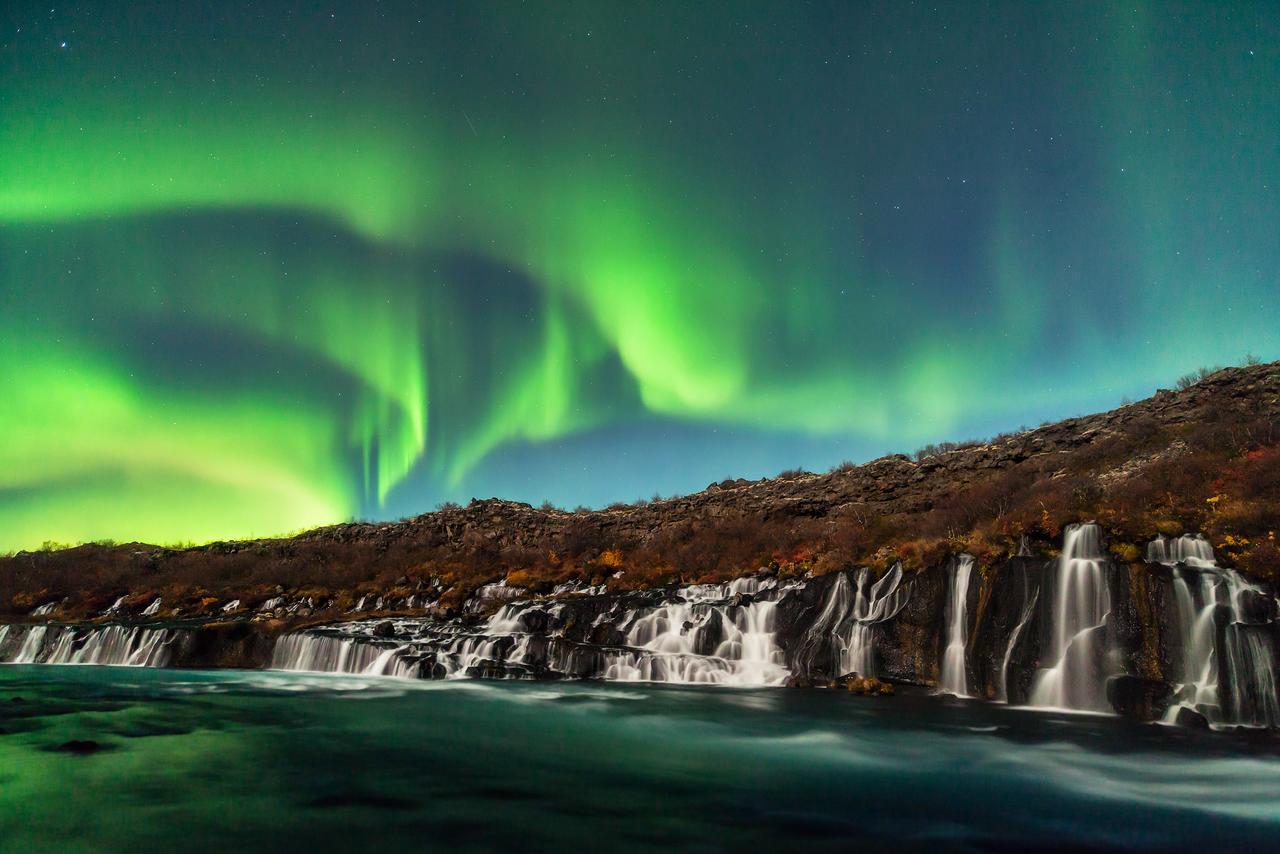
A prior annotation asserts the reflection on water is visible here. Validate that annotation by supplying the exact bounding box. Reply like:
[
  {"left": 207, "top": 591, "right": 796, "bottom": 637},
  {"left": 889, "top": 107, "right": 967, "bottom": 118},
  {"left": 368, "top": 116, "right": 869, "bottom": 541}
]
[{"left": 2, "top": 666, "right": 1279, "bottom": 851}]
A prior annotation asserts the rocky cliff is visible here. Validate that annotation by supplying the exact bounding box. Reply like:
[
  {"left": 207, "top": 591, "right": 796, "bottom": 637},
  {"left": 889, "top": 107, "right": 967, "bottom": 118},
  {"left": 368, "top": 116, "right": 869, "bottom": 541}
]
[{"left": 2, "top": 363, "right": 1279, "bottom": 729}]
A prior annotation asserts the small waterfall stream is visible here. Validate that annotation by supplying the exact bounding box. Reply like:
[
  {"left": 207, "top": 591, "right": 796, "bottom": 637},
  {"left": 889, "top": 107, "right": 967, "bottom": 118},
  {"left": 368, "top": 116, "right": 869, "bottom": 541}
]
[
  {"left": 1029, "top": 523, "right": 1113, "bottom": 712},
  {"left": 997, "top": 589, "right": 1039, "bottom": 703},
  {"left": 938, "top": 555, "right": 974, "bottom": 696}
]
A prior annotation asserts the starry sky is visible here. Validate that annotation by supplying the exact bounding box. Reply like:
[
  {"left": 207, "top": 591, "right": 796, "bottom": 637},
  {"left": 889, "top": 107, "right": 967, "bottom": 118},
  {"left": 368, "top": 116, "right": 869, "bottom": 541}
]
[{"left": 1, "top": 1, "right": 1277, "bottom": 550}]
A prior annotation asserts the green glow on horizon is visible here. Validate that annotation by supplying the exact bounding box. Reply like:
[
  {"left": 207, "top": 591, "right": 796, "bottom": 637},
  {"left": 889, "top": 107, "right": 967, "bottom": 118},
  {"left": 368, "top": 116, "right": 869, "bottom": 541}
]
[{"left": 0, "top": 1, "right": 1276, "bottom": 550}]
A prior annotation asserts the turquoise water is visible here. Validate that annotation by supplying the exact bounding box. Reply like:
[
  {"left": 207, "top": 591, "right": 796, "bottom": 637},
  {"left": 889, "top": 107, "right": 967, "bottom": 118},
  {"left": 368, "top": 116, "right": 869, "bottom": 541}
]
[{"left": 2, "top": 667, "right": 1279, "bottom": 852}]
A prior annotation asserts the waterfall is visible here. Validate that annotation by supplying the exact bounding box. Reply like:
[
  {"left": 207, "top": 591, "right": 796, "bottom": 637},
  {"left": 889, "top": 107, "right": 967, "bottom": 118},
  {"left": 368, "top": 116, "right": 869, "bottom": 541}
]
[
  {"left": 269, "top": 577, "right": 795, "bottom": 685},
  {"left": 939, "top": 555, "right": 975, "bottom": 696},
  {"left": 142, "top": 598, "right": 162, "bottom": 616},
  {"left": 600, "top": 593, "right": 789, "bottom": 685},
  {"left": 270, "top": 633, "right": 419, "bottom": 677},
  {"left": 1163, "top": 560, "right": 1280, "bottom": 728},
  {"left": 997, "top": 589, "right": 1039, "bottom": 703},
  {"left": 794, "top": 565, "right": 909, "bottom": 679},
  {"left": 13, "top": 625, "right": 49, "bottom": 663},
  {"left": 840, "top": 564, "right": 909, "bottom": 676},
  {"left": 1029, "top": 523, "right": 1113, "bottom": 712},
  {"left": 1147, "top": 534, "right": 1217, "bottom": 568},
  {"left": 0, "top": 624, "right": 179, "bottom": 667}
]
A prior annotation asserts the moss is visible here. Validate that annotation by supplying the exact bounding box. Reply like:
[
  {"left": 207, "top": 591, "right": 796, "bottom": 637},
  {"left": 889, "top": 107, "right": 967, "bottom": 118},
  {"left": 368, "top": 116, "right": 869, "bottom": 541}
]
[
  {"left": 1112, "top": 542, "right": 1142, "bottom": 563},
  {"left": 1126, "top": 565, "right": 1163, "bottom": 680}
]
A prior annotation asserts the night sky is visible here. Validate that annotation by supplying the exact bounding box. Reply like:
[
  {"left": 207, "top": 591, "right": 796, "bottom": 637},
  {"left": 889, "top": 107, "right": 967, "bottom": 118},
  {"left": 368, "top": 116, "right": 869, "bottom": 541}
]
[{"left": 2, "top": 2, "right": 1277, "bottom": 549}]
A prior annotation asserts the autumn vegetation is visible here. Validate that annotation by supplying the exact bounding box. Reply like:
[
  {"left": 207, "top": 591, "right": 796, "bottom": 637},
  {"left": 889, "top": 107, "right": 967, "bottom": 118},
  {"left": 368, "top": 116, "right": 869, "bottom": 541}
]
[{"left": 2, "top": 361, "right": 1278, "bottom": 622}]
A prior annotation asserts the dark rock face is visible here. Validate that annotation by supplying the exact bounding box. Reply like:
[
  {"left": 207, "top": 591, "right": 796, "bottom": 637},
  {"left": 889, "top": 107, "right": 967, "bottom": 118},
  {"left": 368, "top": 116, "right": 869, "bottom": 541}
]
[
  {"left": 967, "top": 558, "right": 1045, "bottom": 703},
  {"left": 174, "top": 621, "right": 277, "bottom": 670},
  {"left": 1108, "top": 675, "right": 1173, "bottom": 721},
  {"left": 877, "top": 562, "right": 943, "bottom": 685},
  {"left": 6, "top": 542, "right": 1280, "bottom": 729}
]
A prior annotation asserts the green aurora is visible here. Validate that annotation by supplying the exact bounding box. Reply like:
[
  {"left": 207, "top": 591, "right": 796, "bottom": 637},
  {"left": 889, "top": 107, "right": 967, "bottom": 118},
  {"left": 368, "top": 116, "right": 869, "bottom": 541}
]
[{"left": 1, "top": 2, "right": 1277, "bottom": 549}]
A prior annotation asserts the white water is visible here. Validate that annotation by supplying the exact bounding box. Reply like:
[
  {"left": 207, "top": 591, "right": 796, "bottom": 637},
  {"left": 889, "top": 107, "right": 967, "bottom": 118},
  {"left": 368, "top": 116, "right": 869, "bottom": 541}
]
[
  {"left": 1029, "top": 524, "right": 1113, "bottom": 712},
  {"left": 1162, "top": 556, "right": 1280, "bottom": 728},
  {"left": 997, "top": 588, "right": 1039, "bottom": 703},
  {"left": 796, "top": 564, "right": 910, "bottom": 679},
  {"left": 1147, "top": 534, "right": 1217, "bottom": 568},
  {"left": 842, "top": 564, "right": 910, "bottom": 676},
  {"left": 270, "top": 577, "right": 794, "bottom": 686},
  {"left": 0, "top": 624, "right": 178, "bottom": 667},
  {"left": 939, "top": 555, "right": 975, "bottom": 696},
  {"left": 142, "top": 598, "right": 162, "bottom": 616},
  {"left": 270, "top": 633, "right": 419, "bottom": 677},
  {"left": 600, "top": 589, "right": 788, "bottom": 685}
]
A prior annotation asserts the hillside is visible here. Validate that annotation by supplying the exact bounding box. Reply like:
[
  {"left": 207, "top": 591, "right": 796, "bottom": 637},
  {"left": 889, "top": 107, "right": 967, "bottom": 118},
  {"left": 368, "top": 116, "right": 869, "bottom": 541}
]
[{"left": 2, "top": 361, "right": 1278, "bottom": 622}]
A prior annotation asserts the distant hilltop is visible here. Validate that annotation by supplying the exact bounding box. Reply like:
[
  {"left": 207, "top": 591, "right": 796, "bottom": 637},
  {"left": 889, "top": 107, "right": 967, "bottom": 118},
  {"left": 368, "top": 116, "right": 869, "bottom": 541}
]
[{"left": 3, "top": 360, "right": 1279, "bottom": 621}]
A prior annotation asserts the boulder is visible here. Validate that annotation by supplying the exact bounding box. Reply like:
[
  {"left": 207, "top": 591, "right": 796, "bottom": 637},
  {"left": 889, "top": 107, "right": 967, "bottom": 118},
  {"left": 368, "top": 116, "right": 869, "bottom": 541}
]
[
  {"left": 1172, "top": 706, "right": 1210, "bottom": 730},
  {"left": 840, "top": 674, "right": 894, "bottom": 695},
  {"left": 1107, "top": 675, "right": 1171, "bottom": 721}
]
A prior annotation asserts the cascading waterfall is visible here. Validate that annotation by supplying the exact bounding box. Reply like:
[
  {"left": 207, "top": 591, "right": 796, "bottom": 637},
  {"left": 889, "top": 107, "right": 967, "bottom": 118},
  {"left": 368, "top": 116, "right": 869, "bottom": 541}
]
[
  {"left": 13, "top": 625, "right": 48, "bottom": 663},
  {"left": 6, "top": 534, "right": 1274, "bottom": 728},
  {"left": 1029, "top": 523, "right": 1113, "bottom": 712},
  {"left": 1158, "top": 537, "right": 1280, "bottom": 727},
  {"left": 0, "top": 624, "right": 179, "bottom": 667},
  {"left": 270, "top": 632, "right": 420, "bottom": 677},
  {"left": 269, "top": 576, "right": 795, "bottom": 685},
  {"left": 1147, "top": 534, "right": 1216, "bottom": 568},
  {"left": 938, "top": 555, "right": 975, "bottom": 696},
  {"left": 841, "top": 564, "right": 910, "bottom": 676},
  {"left": 794, "top": 564, "right": 910, "bottom": 679},
  {"left": 600, "top": 587, "right": 789, "bottom": 685}
]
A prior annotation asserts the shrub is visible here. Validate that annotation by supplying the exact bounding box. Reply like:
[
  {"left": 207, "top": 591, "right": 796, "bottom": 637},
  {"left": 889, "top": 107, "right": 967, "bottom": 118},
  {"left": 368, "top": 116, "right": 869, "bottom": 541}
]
[{"left": 1175, "top": 365, "right": 1222, "bottom": 391}]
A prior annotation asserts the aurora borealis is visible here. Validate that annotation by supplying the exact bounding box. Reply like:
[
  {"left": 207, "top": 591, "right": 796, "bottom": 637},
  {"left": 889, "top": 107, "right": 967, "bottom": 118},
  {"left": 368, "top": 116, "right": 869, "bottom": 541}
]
[{"left": 1, "top": 2, "right": 1277, "bottom": 550}]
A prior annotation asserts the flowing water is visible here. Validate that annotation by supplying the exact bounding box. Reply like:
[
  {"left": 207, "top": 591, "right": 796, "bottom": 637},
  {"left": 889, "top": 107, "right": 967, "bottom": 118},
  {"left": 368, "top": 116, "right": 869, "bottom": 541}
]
[
  {"left": 997, "top": 588, "right": 1039, "bottom": 703},
  {"left": 2, "top": 666, "right": 1279, "bottom": 852},
  {"left": 1029, "top": 523, "right": 1113, "bottom": 711},
  {"left": 0, "top": 624, "right": 179, "bottom": 667},
  {"left": 270, "top": 577, "right": 795, "bottom": 685},
  {"left": 938, "top": 555, "right": 974, "bottom": 697}
]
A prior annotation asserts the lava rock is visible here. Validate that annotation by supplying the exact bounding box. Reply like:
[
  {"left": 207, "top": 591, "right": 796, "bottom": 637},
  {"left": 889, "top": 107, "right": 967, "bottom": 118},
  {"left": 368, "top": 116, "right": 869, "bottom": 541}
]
[
  {"left": 1107, "top": 675, "right": 1172, "bottom": 721},
  {"left": 1172, "top": 706, "right": 1210, "bottom": 730},
  {"left": 840, "top": 674, "right": 895, "bottom": 695},
  {"left": 519, "top": 609, "right": 549, "bottom": 633}
]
